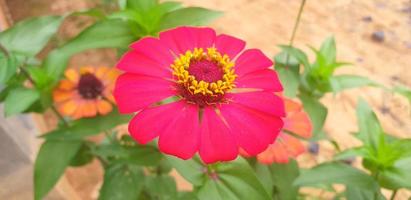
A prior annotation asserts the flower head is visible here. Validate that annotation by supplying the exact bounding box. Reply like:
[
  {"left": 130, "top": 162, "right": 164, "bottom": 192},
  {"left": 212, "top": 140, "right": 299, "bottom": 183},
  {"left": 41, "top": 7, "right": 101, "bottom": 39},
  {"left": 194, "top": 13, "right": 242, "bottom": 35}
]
[
  {"left": 257, "top": 98, "right": 313, "bottom": 164},
  {"left": 53, "top": 66, "right": 118, "bottom": 119},
  {"left": 114, "top": 26, "right": 285, "bottom": 163}
]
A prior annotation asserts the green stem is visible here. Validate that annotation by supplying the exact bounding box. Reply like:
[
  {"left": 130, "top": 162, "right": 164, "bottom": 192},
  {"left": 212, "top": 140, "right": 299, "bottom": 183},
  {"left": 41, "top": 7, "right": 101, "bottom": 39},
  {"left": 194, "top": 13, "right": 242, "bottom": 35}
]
[
  {"left": 0, "top": 43, "right": 9, "bottom": 57},
  {"left": 50, "top": 105, "right": 69, "bottom": 127},
  {"left": 285, "top": 0, "right": 307, "bottom": 66},
  {"left": 389, "top": 190, "right": 397, "bottom": 200}
]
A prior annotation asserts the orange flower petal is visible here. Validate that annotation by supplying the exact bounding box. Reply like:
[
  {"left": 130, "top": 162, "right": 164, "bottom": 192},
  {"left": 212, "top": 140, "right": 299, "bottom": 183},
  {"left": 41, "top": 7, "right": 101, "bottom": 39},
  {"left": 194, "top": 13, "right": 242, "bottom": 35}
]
[
  {"left": 285, "top": 111, "right": 313, "bottom": 138},
  {"left": 57, "top": 80, "right": 76, "bottom": 91},
  {"left": 270, "top": 141, "right": 290, "bottom": 163},
  {"left": 64, "top": 68, "right": 79, "bottom": 83},
  {"left": 282, "top": 134, "right": 305, "bottom": 157},
  {"left": 257, "top": 146, "right": 275, "bottom": 164},
  {"left": 96, "top": 66, "right": 110, "bottom": 79},
  {"left": 97, "top": 100, "right": 112, "bottom": 115},
  {"left": 58, "top": 100, "right": 78, "bottom": 116},
  {"left": 82, "top": 100, "right": 97, "bottom": 117},
  {"left": 53, "top": 90, "right": 73, "bottom": 103},
  {"left": 80, "top": 66, "right": 95, "bottom": 74},
  {"left": 284, "top": 98, "right": 302, "bottom": 113}
]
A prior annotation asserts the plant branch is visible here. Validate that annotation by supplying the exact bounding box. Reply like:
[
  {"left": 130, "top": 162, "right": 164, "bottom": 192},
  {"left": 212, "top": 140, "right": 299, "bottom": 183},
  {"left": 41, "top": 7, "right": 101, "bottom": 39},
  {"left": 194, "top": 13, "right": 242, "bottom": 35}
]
[
  {"left": 0, "top": 42, "right": 9, "bottom": 57},
  {"left": 285, "top": 0, "right": 307, "bottom": 67},
  {"left": 389, "top": 190, "right": 397, "bottom": 200}
]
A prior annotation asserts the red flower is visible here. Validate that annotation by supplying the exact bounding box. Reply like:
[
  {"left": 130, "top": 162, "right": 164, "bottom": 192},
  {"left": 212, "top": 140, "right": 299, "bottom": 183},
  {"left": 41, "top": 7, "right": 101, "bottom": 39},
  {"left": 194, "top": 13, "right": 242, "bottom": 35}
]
[
  {"left": 257, "top": 98, "right": 313, "bottom": 164},
  {"left": 114, "top": 26, "right": 285, "bottom": 163}
]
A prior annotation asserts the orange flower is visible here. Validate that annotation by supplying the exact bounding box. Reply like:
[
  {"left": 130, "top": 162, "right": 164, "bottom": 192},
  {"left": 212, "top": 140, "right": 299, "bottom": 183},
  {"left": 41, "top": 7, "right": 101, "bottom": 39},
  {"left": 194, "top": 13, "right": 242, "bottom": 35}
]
[
  {"left": 53, "top": 66, "right": 119, "bottom": 119},
  {"left": 257, "top": 98, "right": 313, "bottom": 164}
]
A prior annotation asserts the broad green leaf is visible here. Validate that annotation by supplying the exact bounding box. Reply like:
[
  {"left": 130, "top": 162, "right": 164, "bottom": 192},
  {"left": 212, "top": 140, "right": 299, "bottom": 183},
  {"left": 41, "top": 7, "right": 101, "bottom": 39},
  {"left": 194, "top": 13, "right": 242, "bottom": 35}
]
[
  {"left": 356, "top": 99, "right": 383, "bottom": 149},
  {"left": 274, "top": 52, "right": 300, "bottom": 98},
  {"left": 0, "top": 16, "right": 63, "bottom": 56},
  {"left": 379, "top": 156, "right": 411, "bottom": 190},
  {"left": 299, "top": 94, "right": 327, "bottom": 138},
  {"left": 4, "top": 87, "right": 40, "bottom": 116},
  {"left": 27, "top": 66, "right": 54, "bottom": 90},
  {"left": 99, "top": 164, "right": 145, "bottom": 200},
  {"left": 294, "top": 162, "right": 379, "bottom": 191},
  {"left": 159, "top": 7, "right": 223, "bottom": 30},
  {"left": 334, "top": 147, "right": 370, "bottom": 160},
  {"left": 254, "top": 164, "right": 274, "bottom": 197},
  {"left": 34, "top": 140, "right": 82, "bottom": 200},
  {"left": 197, "top": 158, "right": 271, "bottom": 200},
  {"left": 166, "top": 155, "right": 205, "bottom": 186},
  {"left": 319, "top": 37, "right": 336, "bottom": 66},
  {"left": 0, "top": 54, "right": 18, "bottom": 84},
  {"left": 127, "top": 0, "right": 158, "bottom": 12},
  {"left": 345, "top": 186, "right": 384, "bottom": 200},
  {"left": 93, "top": 142, "right": 162, "bottom": 166},
  {"left": 44, "top": 19, "right": 136, "bottom": 80},
  {"left": 329, "top": 75, "right": 377, "bottom": 93},
  {"left": 393, "top": 85, "right": 411, "bottom": 105},
  {"left": 177, "top": 192, "right": 198, "bottom": 200},
  {"left": 69, "top": 142, "right": 93, "bottom": 167},
  {"left": 42, "top": 110, "right": 131, "bottom": 140},
  {"left": 144, "top": 175, "right": 177, "bottom": 200},
  {"left": 278, "top": 45, "right": 310, "bottom": 68},
  {"left": 270, "top": 160, "right": 300, "bottom": 200}
]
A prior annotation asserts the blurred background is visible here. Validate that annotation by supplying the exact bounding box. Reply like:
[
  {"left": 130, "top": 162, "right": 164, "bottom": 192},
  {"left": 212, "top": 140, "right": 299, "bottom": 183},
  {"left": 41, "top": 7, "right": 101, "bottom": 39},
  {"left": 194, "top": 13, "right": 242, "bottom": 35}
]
[{"left": 0, "top": 0, "right": 410, "bottom": 199}]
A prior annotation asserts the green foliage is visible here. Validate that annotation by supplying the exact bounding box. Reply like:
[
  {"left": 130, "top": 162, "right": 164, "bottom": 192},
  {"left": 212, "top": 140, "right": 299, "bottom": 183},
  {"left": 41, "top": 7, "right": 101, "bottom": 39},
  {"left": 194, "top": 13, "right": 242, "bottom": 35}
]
[
  {"left": 4, "top": 87, "right": 40, "bottom": 116},
  {"left": 196, "top": 158, "right": 271, "bottom": 200},
  {"left": 144, "top": 175, "right": 178, "bottom": 200},
  {"left": 159, "top": 7, "right": 223, "bottom": 30},
  {"left": 294, "top": 162, "right": 379, "bottom": 191},
  {"left": 42, "top": 110, "right": 131, "bottom": 140},
  {"left": 0, "top": 53, "right": 18, "bottom": 84},
  {"left": 299, "top": 93, "right": 327, "bottom": 139},
  {"left": 0, "top": 16, "right": 63, "bottom": 56},
  {"left": 99, "top": 163, "right": 145, "bottom": 200},
  {"left": 34, "top": 140, "right": 82, "bottom": 200}
]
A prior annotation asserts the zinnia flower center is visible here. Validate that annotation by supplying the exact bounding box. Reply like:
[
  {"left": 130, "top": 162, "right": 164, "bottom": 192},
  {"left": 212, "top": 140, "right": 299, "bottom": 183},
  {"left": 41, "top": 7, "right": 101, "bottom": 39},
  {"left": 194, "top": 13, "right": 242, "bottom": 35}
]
[
  {"left": 78, "top": 73, "right": 103, "bottom": 99},
  {"left": 171, "top": 48, "right": 236, "bottom": 106}
]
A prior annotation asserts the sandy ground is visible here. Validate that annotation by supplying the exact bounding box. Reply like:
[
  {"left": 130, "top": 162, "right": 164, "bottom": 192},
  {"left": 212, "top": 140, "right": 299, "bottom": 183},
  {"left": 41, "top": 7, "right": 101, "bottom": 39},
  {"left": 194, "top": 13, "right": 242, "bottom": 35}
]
[{"left": 2, "top": 0, "right": 411, "bottom": 199}]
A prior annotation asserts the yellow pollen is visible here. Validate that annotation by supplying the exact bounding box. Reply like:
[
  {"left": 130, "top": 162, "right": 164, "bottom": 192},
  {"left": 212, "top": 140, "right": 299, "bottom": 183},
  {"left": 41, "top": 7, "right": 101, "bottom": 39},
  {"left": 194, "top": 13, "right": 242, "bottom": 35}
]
[{"left": 171, "top": 47, "right": 236, "bottom": 96}]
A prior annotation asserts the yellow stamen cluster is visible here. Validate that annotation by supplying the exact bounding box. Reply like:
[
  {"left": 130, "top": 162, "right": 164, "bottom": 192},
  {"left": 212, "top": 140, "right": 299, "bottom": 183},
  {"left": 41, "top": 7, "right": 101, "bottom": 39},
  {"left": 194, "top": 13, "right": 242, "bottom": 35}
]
[{"left": 171, "top": 47, "right": 236, "bottom": 96}]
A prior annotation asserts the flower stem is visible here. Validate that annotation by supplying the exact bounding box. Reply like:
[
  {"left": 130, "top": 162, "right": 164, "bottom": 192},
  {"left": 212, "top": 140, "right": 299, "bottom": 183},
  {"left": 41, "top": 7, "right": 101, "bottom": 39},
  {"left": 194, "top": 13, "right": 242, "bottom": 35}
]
[
  {"left": 285, "top": 0, "right": 307, "bottom": 66},
  {"left": 389, "top": 190, "right": 397, "bottom": 200}
]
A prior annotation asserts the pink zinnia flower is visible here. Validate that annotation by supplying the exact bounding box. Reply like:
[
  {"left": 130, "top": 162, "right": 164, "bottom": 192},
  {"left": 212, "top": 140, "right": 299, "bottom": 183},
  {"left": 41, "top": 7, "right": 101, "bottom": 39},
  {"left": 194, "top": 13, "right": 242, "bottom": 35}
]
[{"left": 114, "top": 26, "right": 285, "bottom": 164}]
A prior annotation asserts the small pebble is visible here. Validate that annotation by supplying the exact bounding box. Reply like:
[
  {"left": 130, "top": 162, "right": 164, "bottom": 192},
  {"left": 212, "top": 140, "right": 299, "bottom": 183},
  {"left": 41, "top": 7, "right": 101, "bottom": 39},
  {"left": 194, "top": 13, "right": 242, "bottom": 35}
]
[
  {"left": 308, "top": 142, "right": 320, "bottom": 155},
  {"left": 371, "top": 31, "right": 385, "bottom": 43},
  {"left": 361, "top": 16, "right": 373, "bottom": 22}
]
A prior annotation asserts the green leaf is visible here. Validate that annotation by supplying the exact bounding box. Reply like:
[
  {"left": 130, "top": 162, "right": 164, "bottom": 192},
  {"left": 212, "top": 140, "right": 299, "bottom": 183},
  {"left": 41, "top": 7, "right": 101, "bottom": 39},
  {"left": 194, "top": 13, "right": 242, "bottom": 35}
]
[
  {"left": 159, "top": 7, "right": 223, "bottom": 30},
  {"left": 44, "top": 19, "right": 136, "bottom": 80},
  {"left": 393, "top": 85, "right": 411, "bottom": 105},
  {"left": 319, "top": 36, "right": 336, "bottom": 66},
  {"left": 197, "top": 158, "right": 271, "bottom": 200},
  {"left": 127, "top": 0, "right": 158, "bottom": 12},
  {"left": 71, "top": 8, "right": 106, "bottom": 19},
  {"left": 69, "top": 142, "right": 93, "bottom": 167},
  {"left": 356, "top": 99, "right": 383, "bottom": 149},
  {"left": 27, "top": 66, "right": 54, "bottom": 90},
  {"left": 166, "top": 155, "right": 205, "bottom": 186},
  {"left": 329, "top": 75, "right": 377, "bottom": 93},
  {"left": 299, "top": 94, "right": 327, "bottom": 138},
  {"left": 144, "top": 175, "right": 177, "bottom": 200},
  {"left": 274, "top": 52, "right": 300, "bottom": 98},
  {"left": 270, "top": 160, "right": 300, "bottom": 200},
  {"left": 379, "top": 156, "right": 411, "bottom": 190},
  {"left": 42, "top": 110, "right": 131, "bottom": 140},
  {"left": 4, "top": 87, "right": 40, "bottom": 116},
  {"left": 254, "top": 164, "right": 274, "bottom": 197},
  {"left": 0, "top": 53, "right": 18, "bottom": 84},
  {"left": 278, "top": 45, "right": 310, "bottom": 68},
  {"left": 34, "top": 140, "right": 82, "bottom": 200},
  {"left": 99, "top": 164, "right": 145, "bottom": 200},
  {"left": 294, "top": 162, "right": 379, "bottom": 191},
  {"left": 0, "top": 16, "right": 63, "bottom": 56},
  {"left": 345, "top": 186, "right": 384, "bottom": 200}
]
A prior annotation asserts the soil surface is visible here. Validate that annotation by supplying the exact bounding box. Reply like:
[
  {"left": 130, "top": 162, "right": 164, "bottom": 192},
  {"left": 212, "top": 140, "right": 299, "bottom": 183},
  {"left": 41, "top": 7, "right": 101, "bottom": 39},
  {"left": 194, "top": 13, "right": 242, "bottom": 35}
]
[{"left": 3, "top": 0, "right": 411, "bottom": 199}]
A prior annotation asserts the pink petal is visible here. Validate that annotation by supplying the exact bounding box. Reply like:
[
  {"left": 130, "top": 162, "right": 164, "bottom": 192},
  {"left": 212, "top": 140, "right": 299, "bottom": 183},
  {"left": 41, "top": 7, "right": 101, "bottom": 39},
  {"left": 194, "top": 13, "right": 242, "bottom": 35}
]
[
  {"left": 114, "top": 73, "right": 176, "bottom": 113},
  {"left": 227, "top": 92, "right": 285, "bottom": 117},
  {"left": 117, "top": 50, "right": 172, "bottom": 78},
  {"left": 199, "top": 107, "right": 238, "bottom": 164},
  {"left": 130, "top": 37, "right": 174, "bottom": 66},
  {"left": 158, "top": 102, "right": 200, "bottom": 159},
  {"left": 234, "top": 49, "right": 273, "bottom": 76},
  {"left": 219, "top": 103, "right": 283, "bottom": 155},
  {"left": 159, "top": 26, "right": 216, "bottom": 55},
  {"left": 235, "top": 69, "right": 283, "bottom": 92},
  {"left": 215, "top": 34, "right": 246, "bottom": 59},
  {"left": 129, "top": 101, "right": 185, "bottom": 144}
]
